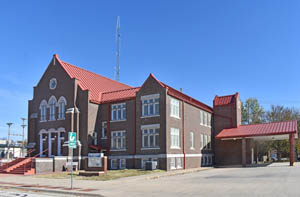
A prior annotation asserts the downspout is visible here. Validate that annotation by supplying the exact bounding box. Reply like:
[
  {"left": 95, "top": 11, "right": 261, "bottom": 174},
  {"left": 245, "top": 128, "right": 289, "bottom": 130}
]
[
  {"left": 107, "top": 104, "right": 111, "bottom": 162},
  {"left": 182, "top": 101, "right": 186, "bottom": 169},
  {"left": 134, "top": 98, "right": 137, "bottom": 168}
]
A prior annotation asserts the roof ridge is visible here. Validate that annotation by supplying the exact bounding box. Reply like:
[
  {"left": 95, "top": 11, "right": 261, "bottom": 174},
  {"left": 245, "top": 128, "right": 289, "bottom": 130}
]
[
  {"left": 240, "top": 119, "right": 297, "bottom": 127},
  {"left": 216, "top": 94, "right": 235, "bottom": 98},
  {"left": 60, "top": 60, "right": 131, "bottom": 88},
  {"left": 102, "top": 87, "right": 140, "bottom": 94}
]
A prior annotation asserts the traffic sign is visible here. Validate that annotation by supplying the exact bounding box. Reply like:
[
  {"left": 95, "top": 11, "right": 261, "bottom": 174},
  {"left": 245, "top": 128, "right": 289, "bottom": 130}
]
[{"left": 68, "top": 132, "right": 76, "bottom": 149}]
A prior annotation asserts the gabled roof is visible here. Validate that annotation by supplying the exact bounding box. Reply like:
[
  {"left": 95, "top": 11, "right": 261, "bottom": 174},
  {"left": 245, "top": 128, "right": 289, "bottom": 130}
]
[
  {"left": 214, "top": 93, "right": 238, "bottom": 107},
  {"left": 216, "top": 120, "right": 297, "bottom": 139},
  {"left": 55, "top": 54, "right": 132, "bottom": 103},
  {"left": 148, "top": 74, "right": 213, "bottom": 113},
  {"left": 101, "top": 87, "right": 140, "bottom": 103}
]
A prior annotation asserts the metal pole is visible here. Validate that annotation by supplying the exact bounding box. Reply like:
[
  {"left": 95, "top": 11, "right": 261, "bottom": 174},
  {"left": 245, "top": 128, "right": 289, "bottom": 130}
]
[
  {"left": 21, "top": 118, "right": 26, "bottom": 158},
  {"left": 6, "top": 123, "right": 13, "bottom": 160},
  {"left": 71, "top": 144, "right": 73, "bottom": 189}
]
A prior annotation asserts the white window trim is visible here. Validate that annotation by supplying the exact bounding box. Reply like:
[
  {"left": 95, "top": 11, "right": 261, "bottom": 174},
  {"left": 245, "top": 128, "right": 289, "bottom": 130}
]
[
  {"left": 141, "top": 94, "right": 160, "bottom": 117},
  {"left": 170, "top": 128, "right": 181, "bottom": 149},
  {"left": 142, "top": 124, "right": 160, "bottom": 149},
  {"left": 110, "top": 130, "right": 126, "bottom": 150},
  {"left": 170, "top": 97, "right": 180, "bottom": 119},
  {"left": 101, "top": 121, "right": 107, "bottom": 139},
  {"left": 190, "top": 132, "right": 195, "bottom": 150},
  {"left": 111, "top": 103, "right": 126, "bottom": 121}
]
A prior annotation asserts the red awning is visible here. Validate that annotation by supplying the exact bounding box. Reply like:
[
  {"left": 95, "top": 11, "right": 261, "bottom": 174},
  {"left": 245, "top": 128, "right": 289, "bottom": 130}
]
[{"left": 216, "top": 120, "right": 297, "bottom": 139}]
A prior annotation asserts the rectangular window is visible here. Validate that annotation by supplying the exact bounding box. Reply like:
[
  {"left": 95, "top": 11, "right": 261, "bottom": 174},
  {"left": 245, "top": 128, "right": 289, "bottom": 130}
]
[
  {"left": 170, "top": 128, "right": 180, "bottom": 149},
  {"left": 141, "top": 94, "right": 160, "bottom": 117},
  {"left": 190, "top": 132, "right": 194, "bottom": 149},
  {"left": 111, "top": 130, "right": 126, "bottom": 150},
  {"left": 200, "top": 134, "right": 204, "bottom": 150},
  {"left": 142, "top": 124, "right": 160, "bottom": 149},
  {"left": 208, "top": 113, "right": 211, "bottom": 127},
  {"left": 200, "top": 110, "right": 204, "bottom": 125},
  {"left": 176, "top": 157, "right": 182, "bottom": 169},
  {"left": 92, "top": 132, "right": 97, "bottom": 145},
  {"left": 170, "top": 158, "right": 176, "bottom": 169},
  {"left": 111, "top": 159, "right": 118, "bottom": 169},
  {"left": 102, "top": 121, "right": 107, "bottom": 139},
  {"left": 204, "top": 112, "right": 207, "bottom": 126},
  {"left": 170, "top": 98, "right": 180, "bottom": 118},
  {"left": 120, "top": 159, "right": 126, "bottom": 169},
  {"left": 111, "top": 103, "right": 126, "bottom": 121}
]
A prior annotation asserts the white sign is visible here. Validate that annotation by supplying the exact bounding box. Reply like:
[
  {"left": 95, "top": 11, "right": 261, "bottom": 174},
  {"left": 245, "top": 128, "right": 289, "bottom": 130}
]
[{"left": 88, "top": 153, "right": 103, "bottom": 168}]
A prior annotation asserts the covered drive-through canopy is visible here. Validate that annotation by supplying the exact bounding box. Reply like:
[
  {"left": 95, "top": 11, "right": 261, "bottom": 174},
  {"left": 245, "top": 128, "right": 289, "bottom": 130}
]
[{"left": 216, "top": 120, "right": 298, "bottom": 166}]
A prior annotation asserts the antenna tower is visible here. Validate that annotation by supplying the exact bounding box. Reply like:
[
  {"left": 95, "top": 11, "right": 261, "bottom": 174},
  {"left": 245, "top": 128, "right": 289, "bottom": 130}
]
[{"left": 115, "top": 16, "right": 121, "bottom": 81}]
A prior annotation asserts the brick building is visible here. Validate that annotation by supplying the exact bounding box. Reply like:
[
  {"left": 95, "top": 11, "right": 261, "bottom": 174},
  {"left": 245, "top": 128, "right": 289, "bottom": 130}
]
[{"left": 27, "top": 55, "right": 297, "bottom": 172}]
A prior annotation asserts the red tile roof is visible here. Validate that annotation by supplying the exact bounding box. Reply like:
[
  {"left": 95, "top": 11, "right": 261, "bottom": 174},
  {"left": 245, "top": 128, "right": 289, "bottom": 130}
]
[
  {"left": 55, "top": 55, "right": 132, "bottom": 103},
  {"left": 101, "top": 87, "right": 140, "bottom": 103},
  {"left": 214, "top": 93, "right": 238, "bottom": 106},
  {"left": 216, "top": 120, "right": 297, "bottom": 139},
  {"left": 149, "top": 74, "right": 213, "bottom": 113}
]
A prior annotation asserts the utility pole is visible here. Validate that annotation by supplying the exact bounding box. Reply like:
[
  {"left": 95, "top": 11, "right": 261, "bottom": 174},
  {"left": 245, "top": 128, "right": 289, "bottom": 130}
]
[
  {"left": 21, "top": 118, "right": 26, "bottom": 157},
  {"left": 6, "top": 123, "right": 13, "bottom": 160}
]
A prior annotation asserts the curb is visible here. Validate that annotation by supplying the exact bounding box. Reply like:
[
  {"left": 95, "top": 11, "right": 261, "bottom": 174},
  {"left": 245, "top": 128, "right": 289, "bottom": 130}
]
[{"left": 0, "top": 185, "right": 105, "bottom": 197}]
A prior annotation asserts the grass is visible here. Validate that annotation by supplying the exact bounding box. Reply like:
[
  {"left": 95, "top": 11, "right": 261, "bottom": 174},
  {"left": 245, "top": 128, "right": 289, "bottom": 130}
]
[{"left": 35, "top": 169, "right": 165, "bottom": 181}]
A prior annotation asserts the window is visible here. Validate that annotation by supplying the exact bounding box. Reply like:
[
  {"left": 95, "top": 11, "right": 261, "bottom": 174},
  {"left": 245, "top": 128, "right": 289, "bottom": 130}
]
[
  {"left": 111, "top": 159, "right": 126, "bottom": 170},
  {"left": 92, "top": 132, "right": 97, "bottom": 145},
  {"left": 141, "top": 94, "right": 160, "bottom": 117},
  {"left": 49, "top": 78, "right": 57, "bottom": 90},
  {"left": 111, "top": 103, "right": 126, "bottom": 121},
  {"left": 200, "top": 110, "right": 204, "bottom": 125},
  {"left": 120, "top": 159, "right": 126, "bottom": 169},
  {"left": 58, "top": 97, "right": 67, "bottom": 120},
  {"left": 102, "top": 121, "right": 107, "bottom": 139},
  {"left": 176, "top": 158, "right": 183, "bottom": 169},
  {"left": 204, "top": 112, "right": 207, "bottom": 126},
  {"left": 208, "top": 135, "right": 211, "bottom": 150},
  {"left": 40, "top": 100, "right": 47, "bottom": 121},
  {"left": 111, "top": 130, "right": 126, "bottom": 150},
  {"left": 208, "top": 113, "right": 211, "bottom": 127},
  {"left": 170, "top": 98, "right": 180, "bottom": 118},
  {"left": 142, "top": 124, "right": 160, "bottom": 149},
  {"left": 111, "top": 159, "right": 118, "bottom": 169},
  {"left": 204, "top": 135, "right": 208, "bottom": 149},
  {"left": 200, "top": 134, "right": 204, "bottom": 150},
  {"left": 170, "top": 158, "right": 176, "bottom": 169},
  {"left": 170, "top": 128, "right": 180, "bottom": 149},
  {"left": 48, "top": 96, "right": 57, "bottom": 121},
  {"left": 190, "top": 132, "right": 194, "bottom": 149}
]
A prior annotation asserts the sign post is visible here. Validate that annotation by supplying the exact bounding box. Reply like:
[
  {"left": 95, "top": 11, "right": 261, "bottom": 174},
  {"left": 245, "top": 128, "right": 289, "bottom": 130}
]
[{"left": 68, "top": 132, "right": 77, "bottom": 189}]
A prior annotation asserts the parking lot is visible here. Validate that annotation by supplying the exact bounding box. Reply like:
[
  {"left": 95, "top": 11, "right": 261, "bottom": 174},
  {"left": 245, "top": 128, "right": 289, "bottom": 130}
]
[{"left": 0, "top": 162, "right": 299, "bottom": 197}]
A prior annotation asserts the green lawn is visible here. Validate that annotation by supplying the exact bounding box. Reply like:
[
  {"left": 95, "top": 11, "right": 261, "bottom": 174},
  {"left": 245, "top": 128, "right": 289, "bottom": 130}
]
[{"left": 35, "top": 169, "right": 165, "bottom": 181}]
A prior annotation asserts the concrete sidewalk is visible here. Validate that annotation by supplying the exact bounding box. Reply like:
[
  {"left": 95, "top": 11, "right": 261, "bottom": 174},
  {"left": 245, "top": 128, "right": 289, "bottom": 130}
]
[{"left": 0, "top": 167, "right": 211, "bottom": 197}]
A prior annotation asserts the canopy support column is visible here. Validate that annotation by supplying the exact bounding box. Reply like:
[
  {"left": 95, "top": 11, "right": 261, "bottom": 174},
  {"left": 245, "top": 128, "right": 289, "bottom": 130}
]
[
  {"left": 242, "top": 138, "right": 246, "bottom": 167},
  {"left": 289, "top": 134, "right": 295, "bottom": 166}
]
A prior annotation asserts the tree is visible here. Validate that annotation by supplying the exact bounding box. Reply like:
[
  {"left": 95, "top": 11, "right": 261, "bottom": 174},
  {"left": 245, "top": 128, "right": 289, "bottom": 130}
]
[
  {"left": 265, "top": 105, "right": 300, "bottom": 160},
  {"left": 241, "top": 98, "right": 265, "bottom": 124}
]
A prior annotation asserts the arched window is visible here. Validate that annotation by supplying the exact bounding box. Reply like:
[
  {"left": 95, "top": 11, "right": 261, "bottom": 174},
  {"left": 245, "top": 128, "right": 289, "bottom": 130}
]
[
  {"left": 58, "top": 96, "right": 67, "bottom": 119},
  {"left": 48, "top": 96, "right": 57, "bottom": 121},
  {"left": 39, "top": 100, "right": 48, "bottom": 121}
]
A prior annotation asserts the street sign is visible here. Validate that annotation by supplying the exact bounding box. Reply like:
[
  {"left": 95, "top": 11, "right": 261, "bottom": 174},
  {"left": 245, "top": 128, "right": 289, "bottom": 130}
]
[{"left": 68, "top": 132, "right": 76, "bottom": 149}]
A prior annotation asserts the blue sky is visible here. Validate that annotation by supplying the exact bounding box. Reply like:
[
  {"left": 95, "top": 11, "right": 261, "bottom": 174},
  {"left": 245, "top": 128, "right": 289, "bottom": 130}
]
[{"left": 1, "top": 0, "right": 300, "bottom": 139}]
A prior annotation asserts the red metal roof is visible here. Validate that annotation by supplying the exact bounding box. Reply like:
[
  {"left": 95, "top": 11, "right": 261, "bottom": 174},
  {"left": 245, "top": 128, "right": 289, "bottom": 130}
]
[
  {"left": 101, "top": 87, "right": 140, "bottom": 103},
  {"left": 216, "top": 120, "right": 297, "bottom": 139},
  {"left": 214, "top": 93, "right": 238, "bottom": 106},
  {"left": 55, "top": 55, "right": 131, "bottom": 103}
]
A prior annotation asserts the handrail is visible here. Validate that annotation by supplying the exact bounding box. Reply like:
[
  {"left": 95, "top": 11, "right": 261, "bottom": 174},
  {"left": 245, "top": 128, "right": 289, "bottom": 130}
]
[
  {"left": 31, "top": 148, "right": 49, "bottom": 159},
  {"left": 27, "top": 149, "right": 36, "bottom": 157}
]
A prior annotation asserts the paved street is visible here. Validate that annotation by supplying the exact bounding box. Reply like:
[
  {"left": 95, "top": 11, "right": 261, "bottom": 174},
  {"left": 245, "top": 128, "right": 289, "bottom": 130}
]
[{"left": 0, "top": 162, "right": 299, "bottom": 197}]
